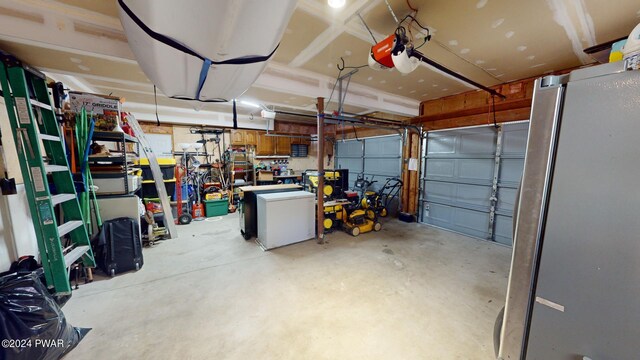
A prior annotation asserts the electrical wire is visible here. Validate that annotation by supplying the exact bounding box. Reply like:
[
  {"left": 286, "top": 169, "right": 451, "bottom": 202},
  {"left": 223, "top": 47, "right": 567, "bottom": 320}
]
[
  {"left": 491, "top": 94, "right": 498, "bottom": 128},
  {"left": 406, "top": 0, "right": 418, "bottom": 40},
  {"left": 337, "top": 57, "right": 368, "bottom": 71},
  {"left": 398, "top": 14, "right": 430, "bottom": 33},
  {"left": 406, "top": 0, "right": 418, "bottom": 12},
  {"left": 326, "top": 68, "right": 343, "bottom": 111},
  {"left": 415, "top": 36, "right": 429, "bottom": 49},
  {"left": 395, "top": 14, "right": 431, "bottom": 51},
  {"left": 352, "top": 125, "right": 361, "bottom": 141},
  {"left": 395, "top": 26, "right": 408, "bottom": 42}
]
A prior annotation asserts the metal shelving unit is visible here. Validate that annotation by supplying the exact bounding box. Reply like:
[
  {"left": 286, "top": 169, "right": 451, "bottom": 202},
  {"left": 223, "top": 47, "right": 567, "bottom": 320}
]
[
  {"left": 229, "top": 147, "right": 255, "bottom": 205},
  {"left": 90, "top": 131, "right": 140, "bottom": 195},
  {"left": 230, "top": 148, "right": 255, "bottom": 187}
]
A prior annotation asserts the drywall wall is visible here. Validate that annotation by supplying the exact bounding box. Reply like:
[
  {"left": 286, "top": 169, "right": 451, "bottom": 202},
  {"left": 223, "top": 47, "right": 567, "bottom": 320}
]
[
  {"left": 0, "top": 185, "right": 39, "bottom": 271},
  {"left": 0, "top": 98, "right": 38, "bottom": 271},
  {"left": 139, "top": 120, "right": 232, "bottom": 163},
  {"left": 171, "top": 125, "right": 231, "bottom": 164},
  {"left": 287, "top": 141, "right": 327, "bottom": 172}
]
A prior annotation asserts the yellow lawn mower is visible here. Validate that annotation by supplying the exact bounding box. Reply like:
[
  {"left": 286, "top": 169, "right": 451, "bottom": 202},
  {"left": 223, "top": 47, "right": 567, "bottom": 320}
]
[
  {"left": 342, "top": 207, "right": 381, "bottom": 236},
  {"left": 340, "top": 185, "right": 382, "bottom": 237}
]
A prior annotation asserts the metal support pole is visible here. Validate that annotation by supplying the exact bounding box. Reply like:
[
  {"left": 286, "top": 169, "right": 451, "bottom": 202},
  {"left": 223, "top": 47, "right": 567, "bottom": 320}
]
[
  {"left": 316, "top": 97, "right": 325, "bottom": 244},
  {"left": 488, "top": 125, "right": 503, "bottom": 240},
  {"left": 337, "top": 69, "right": 357, "bottom": 116}
]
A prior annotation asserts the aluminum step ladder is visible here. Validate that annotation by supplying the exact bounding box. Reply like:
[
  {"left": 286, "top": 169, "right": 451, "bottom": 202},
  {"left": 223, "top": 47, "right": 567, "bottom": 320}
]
[{"left": 0, "top": 53, "right": 95, "bottom": 295}]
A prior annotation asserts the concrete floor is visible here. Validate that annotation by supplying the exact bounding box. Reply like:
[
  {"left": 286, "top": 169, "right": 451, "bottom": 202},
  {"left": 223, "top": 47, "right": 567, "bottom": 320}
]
[{"left": 64, "top": 215, "right": 512, "bottom": 360}]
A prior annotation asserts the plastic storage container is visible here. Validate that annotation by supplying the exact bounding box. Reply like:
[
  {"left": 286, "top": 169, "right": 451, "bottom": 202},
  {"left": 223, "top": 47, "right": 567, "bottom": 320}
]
[
  {"left": 142, "top": 179, "right": 176, "bottom": 200},
  {"left": 135, "top": 158, "right": 176, "bottom": 181},
  {"left": 93, "top": 174, "right": 141, "bottom": 195},
  {"left": 204, "top": 199, "right": 228, "bottom": 217}
]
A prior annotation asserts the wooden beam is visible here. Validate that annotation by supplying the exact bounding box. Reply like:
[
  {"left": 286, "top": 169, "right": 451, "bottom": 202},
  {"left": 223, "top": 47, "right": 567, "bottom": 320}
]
[
  {"left": 408, "top": 132, "right": 420, "bottom": 215},
  {"left": 414, "top": 98, "right": 533, "bottom": 123},
  {"left": 339, "top": 127, "right": 399, "bottom": 139},
  {"left": 401, "top": 130, "right": 410, "bottom": 213},
  {"left": 421, "top": 107, "right": 532, "bottom": 131}
]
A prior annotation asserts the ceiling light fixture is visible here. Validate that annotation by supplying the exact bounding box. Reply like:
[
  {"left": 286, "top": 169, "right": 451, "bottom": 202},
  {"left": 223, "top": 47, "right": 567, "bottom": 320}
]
[
  {"left": 328, "top": 0, "right": 345, "bottom": 9},
  {"left": 240, "top": 100, "right": 260, "bottom": 108}
]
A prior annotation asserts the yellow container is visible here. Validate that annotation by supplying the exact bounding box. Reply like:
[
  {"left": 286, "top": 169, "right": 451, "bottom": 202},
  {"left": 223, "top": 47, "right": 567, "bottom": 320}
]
[
  {"left": 135, "top": 158, "right": 176, "bottom": 166},
  {"left": 205, "top": 192, "right": 223, "bottom": 200}
]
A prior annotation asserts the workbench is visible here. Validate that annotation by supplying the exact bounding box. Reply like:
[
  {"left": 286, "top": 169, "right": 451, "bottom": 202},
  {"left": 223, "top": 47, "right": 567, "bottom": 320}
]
[{"left": 256, "top": 174, "right": 302, "bottom": 185}]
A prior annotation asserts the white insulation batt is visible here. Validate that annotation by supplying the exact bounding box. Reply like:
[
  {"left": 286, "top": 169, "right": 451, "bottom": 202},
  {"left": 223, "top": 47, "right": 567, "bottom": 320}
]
[{"left": 118, "top": 0, "right": 297, "bottom": 102}]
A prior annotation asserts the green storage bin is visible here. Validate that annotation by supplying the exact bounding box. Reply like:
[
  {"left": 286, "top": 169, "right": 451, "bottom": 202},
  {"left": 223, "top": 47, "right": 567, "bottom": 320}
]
[{"left": 204, "top": 199, "right": 228, "bottom": 217}]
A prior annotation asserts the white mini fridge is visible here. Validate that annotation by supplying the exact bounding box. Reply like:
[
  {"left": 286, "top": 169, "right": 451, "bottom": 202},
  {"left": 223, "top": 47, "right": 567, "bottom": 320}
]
[{"left": 256, "top": 191, "right": 315, "bottom": 250}]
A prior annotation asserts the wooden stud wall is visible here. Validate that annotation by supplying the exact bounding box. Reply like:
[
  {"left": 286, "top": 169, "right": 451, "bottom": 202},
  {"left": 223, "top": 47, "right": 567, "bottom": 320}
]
[{"left": 412, "top": 78, "right": 536, "bottom": 131}]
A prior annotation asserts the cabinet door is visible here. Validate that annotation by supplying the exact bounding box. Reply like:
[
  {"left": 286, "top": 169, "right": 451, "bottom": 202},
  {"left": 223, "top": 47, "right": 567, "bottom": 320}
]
[
  {"left": 256, "top": 132, "right": 274, "bottom": 155},
  {"left": 275, "top": 136, "right": 291, "bottom": 155},
  {"left": 231, "top": 130, "right": 245, "bottom": 145},
  {"left": 291, "top": 136, "right": 311, "bottom": 145},
  {"left": 245, "top": 130, "right": 257, "bottom": 146}
]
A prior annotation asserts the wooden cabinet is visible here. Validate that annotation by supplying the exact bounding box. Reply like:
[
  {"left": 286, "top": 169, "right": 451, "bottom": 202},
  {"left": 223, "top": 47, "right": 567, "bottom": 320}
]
[
  {"left": 291, "top": 137, "right": 311, "bottom": 145},
  {"left": 244, "top": 130, "right": 257, "bottom": 146},
  {"left": 231, "top": 130, "right": 245, "bottom": 145},
  {"left": 231, "top": 130, "right": 257, "bottom": 146},
  {"left": 255, "top": 132, "right": 294, "bottom": 156},
  {"left": 275, "top": 136, "right": 291, "bottom": 155},
  {"left": 256, "top": 132, "right": 274, "bottom": 155}
]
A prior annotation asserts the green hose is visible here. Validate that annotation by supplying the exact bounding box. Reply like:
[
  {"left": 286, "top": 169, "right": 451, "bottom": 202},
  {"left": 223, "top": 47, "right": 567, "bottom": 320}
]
[{"left": 76, "top": 108, "right": 102, "bottom": 234}]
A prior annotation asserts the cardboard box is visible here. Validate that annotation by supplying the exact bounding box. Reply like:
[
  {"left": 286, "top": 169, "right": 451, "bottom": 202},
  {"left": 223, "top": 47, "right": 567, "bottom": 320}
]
[
  {"left": 68, "top": 91, "right": 121, "bottom": 131},
  {"left": 258, "top": 170, "right": 274, "bottom": 181}
]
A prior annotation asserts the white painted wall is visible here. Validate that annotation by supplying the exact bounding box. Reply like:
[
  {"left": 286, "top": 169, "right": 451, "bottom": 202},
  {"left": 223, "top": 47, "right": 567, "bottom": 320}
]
[{"left": 0, "top": 98, "right": 39, "bottom": 272}]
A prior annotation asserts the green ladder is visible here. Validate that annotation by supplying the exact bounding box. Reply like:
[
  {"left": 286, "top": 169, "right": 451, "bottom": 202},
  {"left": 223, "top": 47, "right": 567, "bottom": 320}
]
[{"left": 0, "top": 53, "right": 95, "bottom": 295}]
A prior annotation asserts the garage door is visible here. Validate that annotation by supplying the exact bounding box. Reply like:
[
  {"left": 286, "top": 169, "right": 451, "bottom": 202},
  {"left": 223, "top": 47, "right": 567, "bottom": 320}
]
[
  {"left": 419, "top": 122, "right": 528, "bottom": 245},
  {"left": 335, "top": 134, "right": 403, "bottom": 215}
]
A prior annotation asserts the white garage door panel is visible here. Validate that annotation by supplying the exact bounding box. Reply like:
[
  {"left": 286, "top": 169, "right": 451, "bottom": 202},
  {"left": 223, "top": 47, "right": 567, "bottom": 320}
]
[
  {"left": 428, "top": 135, "right": 456, "bottom": 154},
  {"left": 424, "top": 181, "right": 492, "bottom": 210},
  {"left": 453, "top": 208, "right": 491, "bottom": 237},
  {"left": 420, "top": 122, "right": 529, "bottom": 245},
  {"left": 458, "top": 159, "right": 495, "bottom": 183},
  {"left": 335, "top": 135, "right": 403, "bottom": 215},
  {"left": 364, "top": 136, "right": 400, "bottom": 156},
  {"left": 502, "top": 122, "right": 529, "bottom": 154},
  {"left": 500, "top": 158, "right": 526, "bottom": 185},
  {"left": 424, "top": 159, "right": 455, "bottom": 178},
  {"left": 459, "top": 132, "right": 497, "bottom": 154},
  {"left": 337, "top": 158, "right": 363, "bottom": 172},
  {"left": 336, "top": 140, "right": 363, "bottom": 155},
  {"left": 427, "top": 203, "right": 492, "bottom": 239},
  {"left": 364, "top": 158, "right": 400, "bottom": 178}
]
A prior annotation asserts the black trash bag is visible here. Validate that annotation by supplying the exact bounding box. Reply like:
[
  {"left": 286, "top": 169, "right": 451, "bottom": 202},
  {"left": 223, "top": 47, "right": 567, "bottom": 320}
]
[
  {"left": 0, "top": 270, "right": 90, "bottom": 360},
  {"left": 0, "top": 256, "right": 39, "bottom": 278}
]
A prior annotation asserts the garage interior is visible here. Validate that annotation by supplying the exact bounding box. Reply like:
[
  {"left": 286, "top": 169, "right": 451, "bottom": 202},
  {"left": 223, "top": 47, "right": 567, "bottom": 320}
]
[{"left": 0, "top": 1, "right": 638, "bottom": 359}]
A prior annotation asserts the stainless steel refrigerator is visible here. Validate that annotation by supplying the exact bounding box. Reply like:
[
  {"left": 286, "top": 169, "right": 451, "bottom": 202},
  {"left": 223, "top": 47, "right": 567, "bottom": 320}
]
[{"left": 497, "top": 62, "right": 640, "bottom": 359}]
